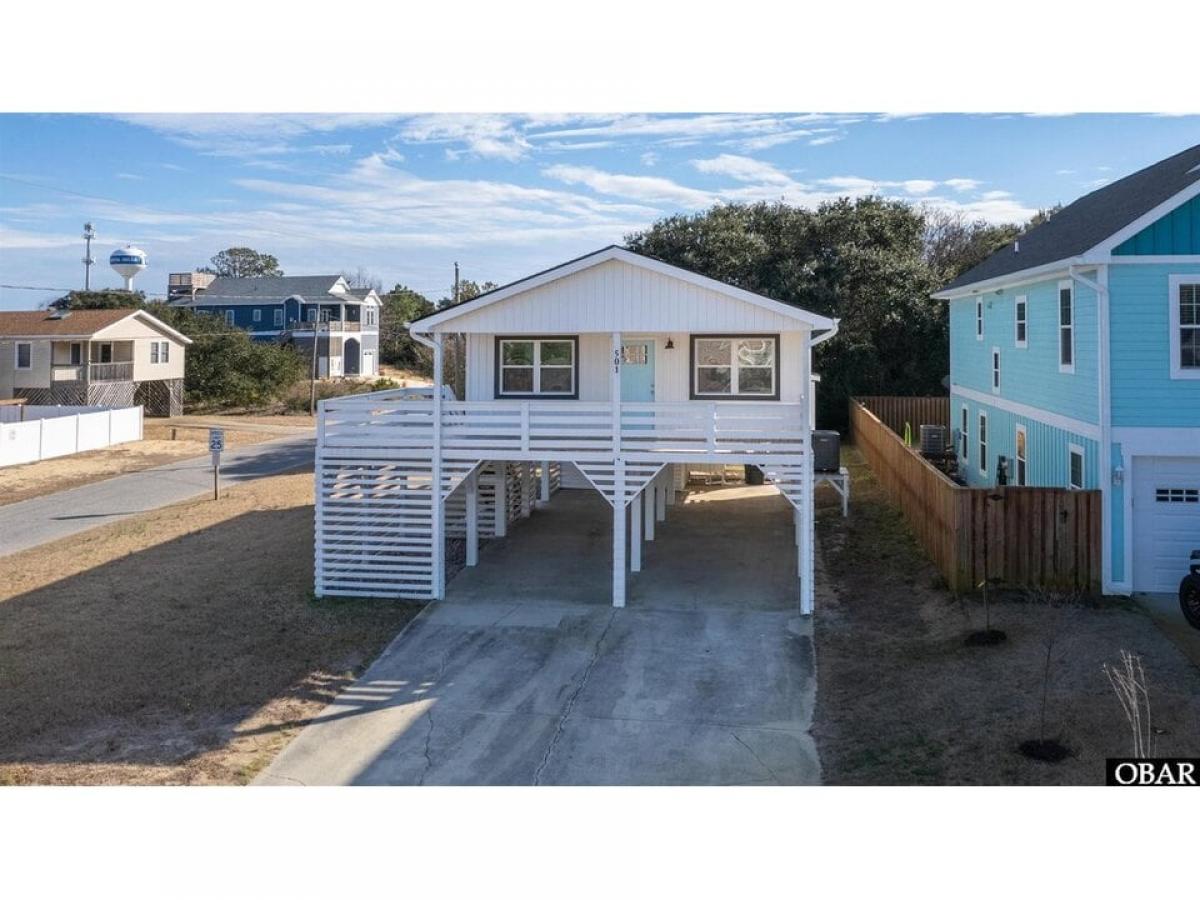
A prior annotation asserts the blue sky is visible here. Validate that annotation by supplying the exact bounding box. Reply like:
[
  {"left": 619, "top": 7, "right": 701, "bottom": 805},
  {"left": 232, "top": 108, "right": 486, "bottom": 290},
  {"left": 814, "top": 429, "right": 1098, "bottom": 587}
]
[{"left": 1, "top": 113, "right": 1198, "bottom": 310}]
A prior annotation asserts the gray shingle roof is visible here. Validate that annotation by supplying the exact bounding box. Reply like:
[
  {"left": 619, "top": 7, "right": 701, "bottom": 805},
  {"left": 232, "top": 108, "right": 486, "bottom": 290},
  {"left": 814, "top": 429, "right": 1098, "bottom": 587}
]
[
  {"left": 940, "top": 143, "right": 1200, "bottom": 293},
  {"left": 179, "top": 275, "right": 346, "bottom": 305}
]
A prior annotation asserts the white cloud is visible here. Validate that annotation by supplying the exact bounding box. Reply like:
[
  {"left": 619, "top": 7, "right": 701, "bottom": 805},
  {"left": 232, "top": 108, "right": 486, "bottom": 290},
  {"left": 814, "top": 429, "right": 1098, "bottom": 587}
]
[
  {"left": 398, "top": 114, "right": 532, "bottom": 161},
  {"left": 944, "top": 178, "right": 981, "bottom": 192},
  {"left": 691, "top": 154, "right": 793, "bottom": 185},
  {"left": 981, "top": 190, "right": 1011, "bottom": 200},
  {"left": 641, "top": 151, "right": 659, "bottom": 167},
  {"left": 115, "top": 172, "right": 142, "bottom": 181},
  {"left": 113, "top": 113, "right": 398, "bottom": 158},
  {"left": 901, "top": 180, "right": 938, "bottom": 195},
  {"left": 808, "top": 135, "right": 843, "bottom": 146},
  {"left": 542, "top": 164, "right": 715, "bottom": 208}
]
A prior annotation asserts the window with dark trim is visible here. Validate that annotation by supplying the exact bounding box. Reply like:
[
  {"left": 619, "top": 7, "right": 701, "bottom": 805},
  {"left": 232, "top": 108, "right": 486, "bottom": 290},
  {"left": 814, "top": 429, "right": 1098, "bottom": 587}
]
[
  {"left": 1068, "top": 445, "right": 1084, "bottom": 491},
  {"left": 70, "top": 342, "right": 81, "bottom": 365},
  {"left": 1059, "top": 282, "right": 1074, "bottom": 371},
  {"left": 1015, "top": 425, "right": 1027, "bottom": 486},
  {"left": 1015, "top": 295, "right": 1027, "bottom": 347},
  {"left": 15, "top": 342, "right": 31, "bottom": 369},
  {"left": 690, "top": 335, "right": 779, "bottom": 399},
  {"left": 978, "top": 412, "right": 988, "bottom": 474},
  {"left": 274, "top": 308, "right": 284, "bottom": 327},
  {"left": 494, "top": 336, "right": 579, "bottom": 398}
]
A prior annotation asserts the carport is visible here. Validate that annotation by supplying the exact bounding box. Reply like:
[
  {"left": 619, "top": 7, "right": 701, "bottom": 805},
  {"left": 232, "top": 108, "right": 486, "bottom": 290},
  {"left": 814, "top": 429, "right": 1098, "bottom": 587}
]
[{"left": 259, "top": 482, "right": 819, "bottom": 785}]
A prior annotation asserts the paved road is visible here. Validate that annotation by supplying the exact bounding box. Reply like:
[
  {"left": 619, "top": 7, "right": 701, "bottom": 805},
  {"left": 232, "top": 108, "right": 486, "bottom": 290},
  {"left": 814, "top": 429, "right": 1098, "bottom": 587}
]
[
  {"left": 258, "top": 488, "right": 820, "bottom": 785},
  {"left": 0, "top": 435, "right": 315, "bottom": 558}
]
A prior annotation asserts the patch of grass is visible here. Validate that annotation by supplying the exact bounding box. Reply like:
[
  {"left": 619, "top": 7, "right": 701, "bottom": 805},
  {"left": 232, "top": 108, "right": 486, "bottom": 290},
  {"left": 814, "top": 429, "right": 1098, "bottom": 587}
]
[
  {"left": 0, "top": 473, "right": 422, "bottom": 785},
  {"left": 811, "top": 446, "right": 1200, "bottom": 785}
]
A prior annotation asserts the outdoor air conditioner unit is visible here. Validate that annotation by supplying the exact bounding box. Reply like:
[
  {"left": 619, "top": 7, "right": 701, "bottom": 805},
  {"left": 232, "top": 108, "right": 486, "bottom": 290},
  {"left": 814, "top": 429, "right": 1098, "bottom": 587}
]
[
  {"left": 812, "top": 430, "right": 840, "bottom": 473},
  {"left": 920, "top": 424, "right": 949, "bottom": 456}
]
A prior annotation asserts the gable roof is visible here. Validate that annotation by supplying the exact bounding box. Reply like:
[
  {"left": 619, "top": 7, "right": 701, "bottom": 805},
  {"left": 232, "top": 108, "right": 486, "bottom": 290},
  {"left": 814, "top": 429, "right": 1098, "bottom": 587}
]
[
  {"left": 937, "top": 143, "right": 1200, "bottom": 296},
  {"left": 0, "top": 308, "right": 193, "bottom": 343},
  {"left": 176, "top": 274, "right": 350, "bottom": 305},
  {"left": 409, "top": 245, "right": 837, "bottom": 332}
]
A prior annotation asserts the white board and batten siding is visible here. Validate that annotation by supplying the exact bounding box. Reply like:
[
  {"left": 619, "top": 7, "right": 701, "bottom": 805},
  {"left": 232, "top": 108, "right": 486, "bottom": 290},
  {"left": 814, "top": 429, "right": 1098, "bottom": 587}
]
[
  {"left": 445, "top": 259, "right": 811, "bottom": 335},
  {"left": 466, "top": 330, "right": 808, "bottom": 403}
]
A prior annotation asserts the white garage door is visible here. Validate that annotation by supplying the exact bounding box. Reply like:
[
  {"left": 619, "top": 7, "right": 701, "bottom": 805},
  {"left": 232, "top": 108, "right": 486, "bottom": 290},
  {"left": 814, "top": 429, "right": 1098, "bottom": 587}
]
[{"left": 1133, "top": 456, "right": 1200, "bottom": 593}]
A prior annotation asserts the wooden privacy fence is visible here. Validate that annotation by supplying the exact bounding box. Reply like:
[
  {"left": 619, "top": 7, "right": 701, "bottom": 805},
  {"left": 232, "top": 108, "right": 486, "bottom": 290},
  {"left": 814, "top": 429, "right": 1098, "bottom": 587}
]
[
  {"left": 850, "top": 398, "right": 1100, "bottom": 593},
  {"left": 853, "top": 395, "right": 950, "bottom": 438}
]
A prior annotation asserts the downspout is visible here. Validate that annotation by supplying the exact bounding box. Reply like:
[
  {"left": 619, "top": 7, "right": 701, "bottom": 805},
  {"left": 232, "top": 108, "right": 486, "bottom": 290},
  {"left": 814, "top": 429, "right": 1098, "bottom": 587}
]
[{"left": 1069, "top": 265, "right": 1113, "bottom": 593}]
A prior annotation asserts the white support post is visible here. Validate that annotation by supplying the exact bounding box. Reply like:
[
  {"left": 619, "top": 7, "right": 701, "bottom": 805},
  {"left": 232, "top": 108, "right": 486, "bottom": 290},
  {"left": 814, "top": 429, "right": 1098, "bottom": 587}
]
[
  {"left": 431, "top": 335, "right": 446, "bottom": 600},
  {"left": 644, "top": 481, "right": 655, "bottom": 542},
  {"left": 521, "top": 462, "right": 533, "bottom": 518},
  {"left": 665, "top": 464, "right": 676, "bottom": 506},
  {"left": 466, "top": 470, "right": 479, "bottom": 567},
  {"left": 539, "top": 459, "right": 551, "bottom": 505},
  {"left": 799, "top": 431, "right": 815, "bottom": 616},
  {"left": 610, "top": 331, "right": 622, "bottom": 455},
  {"left": 494, "top": 461, "right": 507, "bottom": 537},
  {"left": 612, "top": 459, "right": 627, "bottom": 608},
  {"left": 655, "top": 472, "right": 666, "bottom": 522},
  {"left": 630, "top": 487, "right": 642, "bottom": 572}
]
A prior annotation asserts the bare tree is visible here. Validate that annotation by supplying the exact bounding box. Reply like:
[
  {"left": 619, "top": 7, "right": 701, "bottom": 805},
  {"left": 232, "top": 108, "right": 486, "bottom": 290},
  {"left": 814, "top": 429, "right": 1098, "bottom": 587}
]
[{"left": 339, "top": 267, "right": 383, "bottom": 292}]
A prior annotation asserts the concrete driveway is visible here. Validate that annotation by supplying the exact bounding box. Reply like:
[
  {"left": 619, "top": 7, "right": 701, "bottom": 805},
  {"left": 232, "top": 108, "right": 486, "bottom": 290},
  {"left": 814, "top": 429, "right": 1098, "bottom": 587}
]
[{"left": 258, "top": 486, "right": 820, "bottom": 785}]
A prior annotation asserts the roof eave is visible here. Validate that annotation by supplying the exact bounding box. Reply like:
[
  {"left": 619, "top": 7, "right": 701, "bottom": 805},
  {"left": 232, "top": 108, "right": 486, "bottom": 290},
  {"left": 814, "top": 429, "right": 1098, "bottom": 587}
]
[{"left": 932, "top": 256, "right": 1086, "bottom": 300}]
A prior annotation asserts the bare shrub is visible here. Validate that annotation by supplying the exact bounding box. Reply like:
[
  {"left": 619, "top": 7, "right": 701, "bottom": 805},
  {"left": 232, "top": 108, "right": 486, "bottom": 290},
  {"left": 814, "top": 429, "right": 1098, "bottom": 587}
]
[{"left": 1103, "top": 651, "right": 1154, "bottom": 759}]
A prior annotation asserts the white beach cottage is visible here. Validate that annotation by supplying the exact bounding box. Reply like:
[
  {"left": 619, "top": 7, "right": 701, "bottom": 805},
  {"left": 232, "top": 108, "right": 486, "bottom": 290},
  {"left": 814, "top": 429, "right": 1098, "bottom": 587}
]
[{"left": 313, "top": 246, "right": 838, "bottom": 612}]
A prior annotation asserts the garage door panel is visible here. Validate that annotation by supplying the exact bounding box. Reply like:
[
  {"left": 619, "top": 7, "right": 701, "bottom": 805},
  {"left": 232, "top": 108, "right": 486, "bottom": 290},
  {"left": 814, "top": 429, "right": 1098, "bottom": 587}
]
[{"left": 1133, "top": 456, "right": 1200, "bottom": 593}]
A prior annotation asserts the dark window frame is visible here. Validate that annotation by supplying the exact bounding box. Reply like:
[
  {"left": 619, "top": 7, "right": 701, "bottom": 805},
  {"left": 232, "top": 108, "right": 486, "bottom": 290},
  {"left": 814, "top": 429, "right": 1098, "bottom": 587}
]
[
  {"left": 493, "top": 335, "right": 580, "bottom": 400},
  {"left": 689, "top": 333, "right": 781, "bottom": 401}
]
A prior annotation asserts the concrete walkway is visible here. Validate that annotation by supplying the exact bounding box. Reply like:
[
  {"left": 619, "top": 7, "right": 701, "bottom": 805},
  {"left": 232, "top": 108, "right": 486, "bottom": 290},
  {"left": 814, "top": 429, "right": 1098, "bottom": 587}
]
[
  {"left": 258, "top": 487, "right": 820, "bottom": 785},
  {"left": 0, "top": 435, "right": 314, "bottom": 557}
]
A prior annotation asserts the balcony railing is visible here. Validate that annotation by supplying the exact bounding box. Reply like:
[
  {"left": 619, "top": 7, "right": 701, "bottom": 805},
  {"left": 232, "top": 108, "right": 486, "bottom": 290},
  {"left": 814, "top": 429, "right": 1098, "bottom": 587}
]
[
  {"left": 88, "top": 361, "right": 134, "bottom": 382},
  {"left": 292, "top": 320, "right": 362, "bottom": 333},
  {"left": 320, "top": 398, "right": 808, "bottom": 463},
  {"left": 51, "top": 365, "right": 84, "bottom": 382}
]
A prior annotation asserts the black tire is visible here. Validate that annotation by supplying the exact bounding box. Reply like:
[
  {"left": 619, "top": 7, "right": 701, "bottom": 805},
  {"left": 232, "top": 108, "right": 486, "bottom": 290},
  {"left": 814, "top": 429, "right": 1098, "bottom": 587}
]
[{"left": 1180, "top": 574, "right": 1200, "bottom": 630}]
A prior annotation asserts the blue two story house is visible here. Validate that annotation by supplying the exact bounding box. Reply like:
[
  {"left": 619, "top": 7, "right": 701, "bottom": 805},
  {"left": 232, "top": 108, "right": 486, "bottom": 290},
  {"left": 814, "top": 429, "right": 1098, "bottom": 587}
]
[
  {"left": 934, "top": 143, "right": 1200, "bottom": 597},
  {"left": 168, "top": 273, "right": 381, "bottom": 378}
]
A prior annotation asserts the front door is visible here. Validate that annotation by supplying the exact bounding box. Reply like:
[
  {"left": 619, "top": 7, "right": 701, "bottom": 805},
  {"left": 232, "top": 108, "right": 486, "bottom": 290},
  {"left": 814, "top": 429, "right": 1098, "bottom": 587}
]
[{"left": 620, "top": 340, "right": 655, "bottom": 401}]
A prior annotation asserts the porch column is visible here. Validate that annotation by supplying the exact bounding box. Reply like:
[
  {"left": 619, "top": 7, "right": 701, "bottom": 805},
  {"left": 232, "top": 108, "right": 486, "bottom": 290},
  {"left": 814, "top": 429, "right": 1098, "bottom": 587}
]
[
  {"left": 655, "top": 471, "right": 667, "bottom": 522},
  {"left": 466, "top": 470, "right": 479, "bottom": 567},
  {"left": 612, "top": 459, "right": 627, "bottom": 608},
  {"left": 644, "top": 481, "right": 655, "bottom": 541},
  {"left": 431, "top": 335, "right": 446, "bottom": 600},
  {"left": 539, "top": 459, "right": 551, "bottom": 505},
  {"left": 630, "top": 486, "right": 642, "bottom": 572},
  {"left": 521, "top": 462, "right": 533, "bottom": 518},
  {"left": 799, "top": 439, "right": 815, "bottom": 617},
  {"left": 494, "top": 462, "right": 507, "bottom": 537},
  {"left": 665, "top": 464, "right": 676, "bottom": 506}
]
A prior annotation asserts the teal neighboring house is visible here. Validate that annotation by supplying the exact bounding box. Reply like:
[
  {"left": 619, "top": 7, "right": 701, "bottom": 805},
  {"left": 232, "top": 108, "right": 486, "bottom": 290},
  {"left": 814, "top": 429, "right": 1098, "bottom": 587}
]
[{"left": 934, "top": 144, "right": 1200, "bottom": 596}]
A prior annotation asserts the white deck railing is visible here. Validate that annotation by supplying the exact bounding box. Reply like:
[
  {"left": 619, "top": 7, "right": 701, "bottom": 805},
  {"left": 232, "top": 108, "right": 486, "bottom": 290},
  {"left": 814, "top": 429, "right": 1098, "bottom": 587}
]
[{"left": 320, "top": 397, "right": 808, "bottom": 463}]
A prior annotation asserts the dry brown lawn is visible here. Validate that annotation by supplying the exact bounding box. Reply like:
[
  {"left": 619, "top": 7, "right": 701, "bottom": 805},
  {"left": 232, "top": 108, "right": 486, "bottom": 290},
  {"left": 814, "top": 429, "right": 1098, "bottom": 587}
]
[
  {"left": 0, "top": 426, "right": 274, "bottom": 507},
  {"left": 812, "top": 448, "right": 1200, "bottom": 785},
  {"left": 0, "top": 473, "right": 422, "bottom": 785}
]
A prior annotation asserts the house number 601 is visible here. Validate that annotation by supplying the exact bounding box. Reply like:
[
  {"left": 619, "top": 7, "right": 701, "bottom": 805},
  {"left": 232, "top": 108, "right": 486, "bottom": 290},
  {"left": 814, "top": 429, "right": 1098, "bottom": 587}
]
[{"left": 613, "top": 349, "right": 621, "bottom": 373}]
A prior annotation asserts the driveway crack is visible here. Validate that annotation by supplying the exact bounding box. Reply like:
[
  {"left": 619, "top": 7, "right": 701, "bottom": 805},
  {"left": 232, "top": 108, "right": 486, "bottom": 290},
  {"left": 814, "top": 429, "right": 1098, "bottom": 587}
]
[
  {"left": 416, "top": 647, "right": 452, "bottom": 786},
  {"left": 532, "top": 609, "right": 616, "bottom": 785},
  {"left": 730, "top": 731, "right": 782, "bottom": 785}
]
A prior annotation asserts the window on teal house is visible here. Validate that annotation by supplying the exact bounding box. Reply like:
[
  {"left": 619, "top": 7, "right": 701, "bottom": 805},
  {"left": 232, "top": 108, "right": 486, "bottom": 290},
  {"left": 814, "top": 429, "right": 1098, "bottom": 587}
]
[
  {"left": 1169, "top": 276, "right": 1200, "bottom": 379},
  {"left": 991, "top": 347, "right": 1000, "bottom": 394},
  {"left": 975, "top": 297, "right": 983, "bottom": 341},
  {"left": 978, "top": 412, "right": 988, "bottom": 474},
  {"left": 1015, "top": 425, "right": 1027, "bottom": 486},
  {"left": 1014, "top": 295, "right": 1027, "bottom": 348},
  {"left": 1058, "top": 281, "right": 1074, "bottom": 372},
  {"left": 960, "top": 405, "right": 969, "bottom": 464},
  {"left": 1068, "top": 444, "right": 1084, "bottom": 490}
]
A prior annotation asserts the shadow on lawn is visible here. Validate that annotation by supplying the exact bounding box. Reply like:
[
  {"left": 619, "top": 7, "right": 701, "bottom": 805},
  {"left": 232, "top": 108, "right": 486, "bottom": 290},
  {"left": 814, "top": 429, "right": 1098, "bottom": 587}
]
[{"left": 0, "top": 506, "right": 420, "bottom": 769}]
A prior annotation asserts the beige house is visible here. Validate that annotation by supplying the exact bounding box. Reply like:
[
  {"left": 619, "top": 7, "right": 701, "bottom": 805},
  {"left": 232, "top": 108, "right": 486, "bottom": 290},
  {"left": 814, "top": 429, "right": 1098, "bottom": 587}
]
[{"left": 0, "top": 308, "right": 191, "bottom": 415}]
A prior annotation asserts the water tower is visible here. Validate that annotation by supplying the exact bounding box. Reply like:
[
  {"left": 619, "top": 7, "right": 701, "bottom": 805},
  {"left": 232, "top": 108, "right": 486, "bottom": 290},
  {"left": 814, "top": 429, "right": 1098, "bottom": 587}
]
[{"left": 109, "top": 244, "right": 148, "bottom": 291}]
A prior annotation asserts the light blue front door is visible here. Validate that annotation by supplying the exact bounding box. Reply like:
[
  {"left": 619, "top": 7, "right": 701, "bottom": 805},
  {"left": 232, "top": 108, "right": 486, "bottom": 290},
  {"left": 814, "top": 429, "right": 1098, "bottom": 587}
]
[{"left": 620, "top": 340, "right": 655, "bottom": 401}]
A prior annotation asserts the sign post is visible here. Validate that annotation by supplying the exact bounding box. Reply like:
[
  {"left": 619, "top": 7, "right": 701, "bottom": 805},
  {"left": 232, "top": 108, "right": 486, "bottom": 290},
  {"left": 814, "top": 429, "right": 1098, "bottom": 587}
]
[{"left": 208, "top": 428, "right": 225, "bottom": 500}]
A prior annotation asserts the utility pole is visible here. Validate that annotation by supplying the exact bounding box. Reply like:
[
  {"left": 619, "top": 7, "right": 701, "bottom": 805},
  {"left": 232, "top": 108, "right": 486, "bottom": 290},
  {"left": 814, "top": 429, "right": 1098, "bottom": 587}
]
[
  {"left": 82, "top": 222, "right": 96, "bottom": 290},
  {"left": 453, "top": 261, "right": 460, "bottom": 305}
]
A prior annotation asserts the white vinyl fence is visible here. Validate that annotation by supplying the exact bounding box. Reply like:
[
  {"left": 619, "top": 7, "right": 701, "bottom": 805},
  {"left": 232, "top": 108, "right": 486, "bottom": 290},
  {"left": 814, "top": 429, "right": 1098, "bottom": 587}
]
[{"left": 0, "top": 405, "right": 143, "bottom": 467}]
